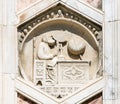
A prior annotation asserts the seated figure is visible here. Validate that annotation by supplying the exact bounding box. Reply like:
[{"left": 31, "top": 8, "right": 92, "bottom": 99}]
[
  {"left": 37, "top": 35, "right": 58, "bottom": 84},
  {"left": 38, "top": 35, "right": 56, "bottom": 59}
]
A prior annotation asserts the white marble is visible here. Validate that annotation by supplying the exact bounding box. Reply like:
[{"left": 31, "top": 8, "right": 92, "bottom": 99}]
[
  {"left": 16, "top": 78, "right": 58, "bottom": 104},
  {"left": 104, "top": 75, "right": 118, "bottom": 100},
  {"left": 17, "top": 0, "right": 57, "bottom": 23},
  {"left": 103, "top": 0, "right": 115, "bottom": 21},
  {"left": 118, "top": 0, "right": 120, "bottom": 20},
  {"left": 0, "top": 0, "right": 17, "bottom": 104},
  {"left": 64, "top": 0, "right": 103, "bottom": 24},
  {"left": 16, "top": 77, "right": 103, "bottom": 104},
  {"left": 0, "top": 0, "right": 120, "bottom": 104},
  {"left": 17, "top": 0, "right": 39, "bottom": 11},
  {"left": 118, "top": 20, "right": 120, "bottom": 65},
  {"left": 18, "top": 0, "right": 103, "bottom": 103},
  {"left": 0, "top": 26, "right": 2, "bottom": 74},
  {"left": 17, "top": 0, "right": 103, "bottom": 25},
  {"left": 62, "top": 0, "right": 102, "bottom": 9},
  {"left": 2, "top": 74, "right": 16, "bottom": 104},
  {"left": 117, "top": 21, "right": 120, "bottom": 99},
  {"left": 0, "top": 75, "right": 3, "bottom": 104},
  {"left": 0, "top": 1, "right": 3, "bottom": 104},
  {"left": 104, "top": 22, "right": 114, "bottom": 75},
  {"left": 2, "top": 26, "right": 17, "bottom": 74},
  {"left": 103, "top": 99, "right": 119, "bottom": 104},
  {"left": 0, "top": 1, "right": 3, "bottom": 24},
  {"left": 103, "top": 0, "right": 120, "bottom": 22},
  {"left": 61, "top": 78, "right": 103, "bottom": 104},
  {"left": 103, "top": 0, "right": 120, "bottom": 103},
  {"left": 2, "top": 0, "right": 17, "bottom": 25},
  {"left": 118, "top": 74, "right": 120, "bottom": 99},
  {"left": 113, "top": 0, "right": 120, "bottom": 21},
  {"left": 0, "top": 28, "right": 3, "bottom": 104}
]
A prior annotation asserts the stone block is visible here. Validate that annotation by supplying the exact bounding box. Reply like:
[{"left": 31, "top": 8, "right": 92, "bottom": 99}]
[
  {"left": 58, "top": 61, "right": 90, "bottom": 85},
  {"left": 65, "top": 0, "right": 103, "bottom": 24}
]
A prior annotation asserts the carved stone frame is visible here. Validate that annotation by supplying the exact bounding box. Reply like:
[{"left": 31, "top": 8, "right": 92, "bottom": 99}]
[{"left": 17, "top": 1, "right": 103, "bottom": 104}]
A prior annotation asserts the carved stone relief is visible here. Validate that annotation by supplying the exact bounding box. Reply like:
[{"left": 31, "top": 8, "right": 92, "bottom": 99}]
[
  {"left": 58, "top": 61, "right": 90, "bottom": 84},
  {"left": 18, "top": 5, "right": 102, "bottom": 100}
]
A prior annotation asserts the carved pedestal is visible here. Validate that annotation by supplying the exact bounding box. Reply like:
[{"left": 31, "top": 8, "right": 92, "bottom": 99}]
[{"left": 57, "top": 61, "right": 90, "bottom": 85}]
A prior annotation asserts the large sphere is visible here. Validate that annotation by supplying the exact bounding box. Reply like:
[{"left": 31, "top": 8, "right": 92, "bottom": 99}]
[{"left": 68, "top": 37, "right": 86, "bottom": 55}]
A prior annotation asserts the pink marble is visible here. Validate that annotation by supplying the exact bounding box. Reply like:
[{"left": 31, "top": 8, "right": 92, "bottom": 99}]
[
  {"left": 89, "top": 96, "right": 102, "bottom": 104},
  {"left": 17, "top": 0, "right": 102, "bottom": 11},
  {"left": 17, "top": 94, "right": 36, "bottom": 104},
  {"left": 17, "top": 0, "right": 42, "bottom": 11},
  {"left": 82, "top": 93, "right": 102, "bottom": 104},
  {"left": 85, "top": 0, "right": 102, "bottom": 9}
]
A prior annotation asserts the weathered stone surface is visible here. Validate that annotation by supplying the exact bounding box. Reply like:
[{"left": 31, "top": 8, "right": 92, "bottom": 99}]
[
  {"left": 18, "top": 4, "right": 102, "bottom": 101},
  {"left": 84, "top": 0, "right": 102, "bottom": 9},
  {"left": 5, "top": 0, "right": 120, "bottom": 104},
  {"left": 68, "top": 37, "right": 86, "bottom": 55},
  {"left": 17, "top": 0, "right": 102, "bottom": 12},
  {"left": 17, "top": 0, "right": 40, "bottom": 11}
]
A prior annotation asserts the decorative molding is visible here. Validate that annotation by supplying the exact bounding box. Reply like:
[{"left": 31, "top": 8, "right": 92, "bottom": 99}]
[
  {"left": 18, "top": 4, "right": 102, "bottom": 50},
  {"left": 17, "top": 0, "right": 103, "bottom": 24},
  {"left": 17, "top": 1, "right": 103, "bottom": 103},
  {"left": 17, "top": 0, "right": 102, "bottom": 12},
  {"left": 61, "top": 77, "right": 103, "bottom": 104},
  {"left": 16, "top": 77, "right": 103, "bottom": 104},
  {"left": 16, "top": 78, "right": 58, "bottom": 104}
]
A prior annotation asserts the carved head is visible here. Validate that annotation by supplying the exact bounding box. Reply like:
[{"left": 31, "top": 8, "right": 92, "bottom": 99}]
[{"left": 42, "top": 35, "right": 55, "bottom": 46}]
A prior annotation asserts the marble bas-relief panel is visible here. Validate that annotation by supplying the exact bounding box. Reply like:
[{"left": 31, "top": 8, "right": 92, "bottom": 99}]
[{"left": 18, "top": 5, "right": 102, "bottom": 101}]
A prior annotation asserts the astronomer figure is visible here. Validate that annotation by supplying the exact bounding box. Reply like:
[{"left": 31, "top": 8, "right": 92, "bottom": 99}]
[{"left": 37, "top": 35, "right": 58, "bottom": 83}]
